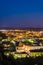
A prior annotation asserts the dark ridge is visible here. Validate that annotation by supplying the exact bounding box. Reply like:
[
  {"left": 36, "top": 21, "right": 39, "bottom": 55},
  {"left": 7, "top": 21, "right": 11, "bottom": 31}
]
[{"left": 0, "top": 27, "right": 43, "bottom": 31}]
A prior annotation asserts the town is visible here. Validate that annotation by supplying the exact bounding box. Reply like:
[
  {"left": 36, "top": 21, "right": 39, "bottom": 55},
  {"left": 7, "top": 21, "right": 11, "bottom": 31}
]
[{"left": 0, "top": 29, "right": 43, "bottom": 59}]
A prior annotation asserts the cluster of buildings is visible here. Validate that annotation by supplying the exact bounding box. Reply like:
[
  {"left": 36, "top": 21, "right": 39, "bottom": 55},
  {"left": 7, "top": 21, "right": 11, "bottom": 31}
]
[
  {"left": 0, "top": 29, "right": 43, "bottom": 41},
  {"left": 0, "top": 29, "right": 43, "bottom": 58}
]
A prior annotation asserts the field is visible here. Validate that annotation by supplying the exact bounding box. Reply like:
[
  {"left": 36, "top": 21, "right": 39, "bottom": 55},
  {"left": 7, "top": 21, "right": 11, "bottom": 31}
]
[
  {"left": 4, "top": 51, "right": 43, "bottom": 59},
  {"left": 31, "top": 52, "right": 43, "bottom": 57}
]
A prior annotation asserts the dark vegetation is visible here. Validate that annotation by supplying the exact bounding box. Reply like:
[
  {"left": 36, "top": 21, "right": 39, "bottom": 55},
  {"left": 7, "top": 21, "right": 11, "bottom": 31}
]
[{"left": 0, "top": 52, "right": 43, "bottom": 65}]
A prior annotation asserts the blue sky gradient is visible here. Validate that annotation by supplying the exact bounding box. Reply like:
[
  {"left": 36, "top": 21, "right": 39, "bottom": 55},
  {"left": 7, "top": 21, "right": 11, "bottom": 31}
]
[{"left": 0, "top": 0, "right": 43, "bottom": 28}]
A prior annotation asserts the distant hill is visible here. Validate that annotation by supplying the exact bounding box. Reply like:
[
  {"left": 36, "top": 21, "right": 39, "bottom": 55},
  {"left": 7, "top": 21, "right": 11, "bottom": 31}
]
[{"left": 0, "top": 27, "right": 43, "bottom": 31}]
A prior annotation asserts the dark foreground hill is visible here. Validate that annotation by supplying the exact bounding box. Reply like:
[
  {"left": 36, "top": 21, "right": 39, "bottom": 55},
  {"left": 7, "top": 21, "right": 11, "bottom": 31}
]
[{"left": 0, "top": 54, "right": 43, "bottom": 65}]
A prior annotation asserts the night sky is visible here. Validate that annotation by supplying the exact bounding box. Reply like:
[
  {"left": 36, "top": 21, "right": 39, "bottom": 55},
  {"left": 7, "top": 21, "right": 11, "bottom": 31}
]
[{"left": 0, "top": 0, "right": 43, "bottom": 28}]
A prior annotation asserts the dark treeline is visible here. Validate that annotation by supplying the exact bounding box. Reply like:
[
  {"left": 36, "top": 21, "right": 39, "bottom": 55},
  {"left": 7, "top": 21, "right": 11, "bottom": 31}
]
[{"left": 0, "top": 54, "right": 43, "bottom": 65}]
